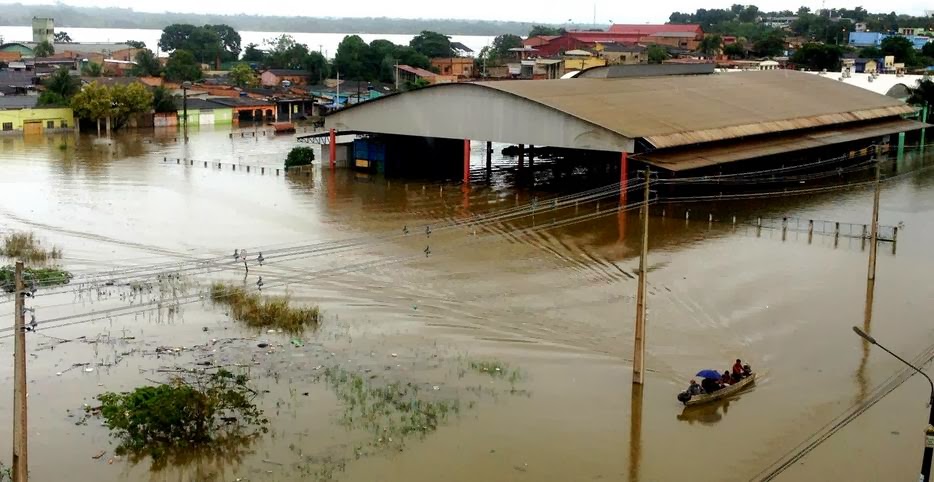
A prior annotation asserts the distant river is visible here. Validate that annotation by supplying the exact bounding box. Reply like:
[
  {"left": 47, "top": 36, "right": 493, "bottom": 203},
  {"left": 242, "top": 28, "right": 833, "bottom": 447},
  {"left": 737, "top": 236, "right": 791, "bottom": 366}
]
[{"left": 0, "top": 26, "right": 494, "bottom": 58}]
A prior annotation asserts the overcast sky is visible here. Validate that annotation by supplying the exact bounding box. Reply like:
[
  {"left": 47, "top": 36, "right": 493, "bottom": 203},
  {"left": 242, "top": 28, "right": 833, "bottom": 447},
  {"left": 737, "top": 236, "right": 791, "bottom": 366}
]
[{"left": 7, "top": 0, "right": 932, "bottom": 24}]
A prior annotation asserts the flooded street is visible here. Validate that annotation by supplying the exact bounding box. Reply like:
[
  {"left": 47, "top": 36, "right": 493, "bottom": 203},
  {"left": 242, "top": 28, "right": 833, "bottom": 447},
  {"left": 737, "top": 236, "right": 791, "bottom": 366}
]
[{"left": 1, "top": 126, "right": 933, "bottom": 481}]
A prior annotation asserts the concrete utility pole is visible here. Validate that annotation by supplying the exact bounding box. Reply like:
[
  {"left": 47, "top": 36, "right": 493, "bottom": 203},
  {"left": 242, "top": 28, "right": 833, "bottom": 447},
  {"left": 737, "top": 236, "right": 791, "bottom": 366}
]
[
  {"left": 12, "top": 260, "right": 27, "bottom": 482},
  {"left": 633, "top": 167, "right": 650, "bottom": 385},
  {"left": 867, "top": 156, "right": 881, "bottom": 281}
]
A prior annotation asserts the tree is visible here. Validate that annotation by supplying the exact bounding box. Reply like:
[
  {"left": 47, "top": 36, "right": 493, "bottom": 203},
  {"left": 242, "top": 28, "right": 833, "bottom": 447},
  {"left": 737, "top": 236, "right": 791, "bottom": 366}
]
[
  {"left": 859, "top": 46, "right": 883, "bottom": 59},
  {"left": 738, "top": 5, "right": 759, "bottom": 23},
  {"left": 491, "top": 34, "right": 523, "bottom": 59},
  {"left": 109, "top": 82, "right": 153, "bottom": 129},
  {"left": 791, "top": 43, "right": 843, "bottom": 71},
  {"left": 907, "top": 79, "right": 934, "bottom": 107},
  {"left": 410, "top": 31, "right": 452, "bottom": 58},
  {"left": 151, "top": 86, "right": 176, "bottom": 113},
  {"left": 34, "top": 40, "right": 54, "bottom": 58},
  {"left": 71, "top": 82, "right": 113, "bottom": 136},
  {"left": 158, "top": 24, "right": 238, "bottom": 68},
  {"left": 723, "top": 42, "right": 747, "bottom": 59},
  {"left": 267, "top": 34, "right": 310, "bottom": 70},
  {"left": 53, "top": 31, "right": 72, "bottom": 43},
  {"left": 284, "top": 146, "right": 315, "bottom": 168},
  {"left": 923, "top": 42, "right": 934, "bottom": 60},
  {"left": 82, "top": 61, "right": 102, "bottom": 77},
  {"left": 38, "top": 67, "right": 79, "bottom": 106},
  {"left": 528, "top": 25, "right": 563, "bottom": 37},
  {"left": 698, "top": 34, "right": 722, "bottom": 56},
  {"left": 334, "top": 35, "right": 369, "bottom": 79},
  {"left": 208, "top": 24, "right": 241, "bottom": 62},
  {"left": 228, "top": 63, "right": 257, "bottom": 88},
  {"left": 242, "top": 43, "right": 266, "bottom": 63},
  {"left": 647, "top": 45, "right": 669, "bottom": 64},
  {"left": 302, "top": 51, "right": 329, "bottom": 82},
  {"left": 164, "top": 50, "right": 202, "bottom": 82},
  {"left": 125, "top": 40, "right": 146, "bottom": 49},
  {"left": 753, "top": 31, "right": 785, "bottom": 57},
  {"left": 131, "top": 49, "right": 161, "bottom": 77},
  {"left": 881, "top": 36, "right": 916, "bottom": 65}
]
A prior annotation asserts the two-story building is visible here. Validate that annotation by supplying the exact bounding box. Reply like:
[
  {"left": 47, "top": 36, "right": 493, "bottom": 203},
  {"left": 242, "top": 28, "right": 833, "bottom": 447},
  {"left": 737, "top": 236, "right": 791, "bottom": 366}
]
[{"left": 260, "top": 69, "right": 312, "bottom": 87}]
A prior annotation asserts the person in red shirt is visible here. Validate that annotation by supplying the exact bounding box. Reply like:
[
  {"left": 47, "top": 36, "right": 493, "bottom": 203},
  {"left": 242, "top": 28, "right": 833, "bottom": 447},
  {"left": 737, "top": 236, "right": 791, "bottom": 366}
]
[{"left": 731, "top": 359, "right": 745, "bottom": 382}]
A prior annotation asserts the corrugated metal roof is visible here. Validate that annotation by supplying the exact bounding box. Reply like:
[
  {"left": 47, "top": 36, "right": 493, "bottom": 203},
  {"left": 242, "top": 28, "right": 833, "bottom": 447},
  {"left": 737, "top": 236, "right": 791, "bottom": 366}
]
[
  {"left": 637, "top": 119, "right": 926, "bottom": 171},
  {"left": 479, "top": 70, "right": 916, "bottom": 149}
]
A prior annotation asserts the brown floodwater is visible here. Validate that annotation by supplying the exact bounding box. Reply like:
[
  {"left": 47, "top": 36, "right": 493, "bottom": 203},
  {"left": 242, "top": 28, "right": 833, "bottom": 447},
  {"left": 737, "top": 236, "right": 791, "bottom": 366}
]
[{"left": 1, "top": 125, "right": 933, "bottom": 482}]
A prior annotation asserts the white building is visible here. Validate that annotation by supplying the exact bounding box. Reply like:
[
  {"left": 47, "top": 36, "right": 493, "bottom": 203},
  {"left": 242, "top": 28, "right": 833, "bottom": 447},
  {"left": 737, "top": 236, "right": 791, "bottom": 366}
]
[{"left": 31, "top": 17, "right": 53, "bottom": 44}]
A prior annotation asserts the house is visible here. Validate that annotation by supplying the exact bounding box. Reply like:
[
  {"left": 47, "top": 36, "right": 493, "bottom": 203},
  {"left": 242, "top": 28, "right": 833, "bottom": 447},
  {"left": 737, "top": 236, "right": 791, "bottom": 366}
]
[
  {"left": 430, "top": 57, "right": 474, "bottom": 78},
  {"left": 394, "top": 65, "right": 456, "bottom": 86},
  {"left": 562, "top": 50, "right": 606, "bottom": 72},
  {"left": 260, "top": 69, "right": 311, "bottom": 87},
  {"left": 0, "top": 99, "right": 74, "bottom": 136},
  {"left": 102, "top": 59, "right": 135, "bottom": 76},
  {"left": 608, "top": 24, "right": 704, "bottom": 50},
  {"left": 0, "top": 70, "right": 36, "bottom": 95},
  {"left": 849, "top": 32, "right": 933, "bottom": 50},
  {"left": 852, "top": 58, "right": 879, "bottom": 73},
  {"left": 596, "top": 43, "right": 647, "bottom": 65},
  {"left": 0, "top": 51, "right": 22, "bottom": 63},
  {"left": 173, "top": 98, "right": 234, "bottom": 126}
]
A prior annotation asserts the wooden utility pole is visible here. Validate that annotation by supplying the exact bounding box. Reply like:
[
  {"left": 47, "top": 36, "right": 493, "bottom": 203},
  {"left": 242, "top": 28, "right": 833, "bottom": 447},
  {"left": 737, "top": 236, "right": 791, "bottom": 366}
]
[
  {"left": 633, "top": 167, "right": 650, "bottom": 385},
  {"left": 12, "top": 260, "right": 27, "bottom": 482},
  {"left": 867, "top": 158, "right": 881, "bottom": 281}
]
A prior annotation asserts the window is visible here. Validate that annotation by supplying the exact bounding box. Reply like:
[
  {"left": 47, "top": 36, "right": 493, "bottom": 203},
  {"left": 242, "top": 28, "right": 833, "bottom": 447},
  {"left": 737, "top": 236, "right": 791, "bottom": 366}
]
[
  {"left": 2, "top": 123, "right": 12, "bottom": 131},
  {"left": 61, "top": 120, "right": 68, "bottom": 128},
  {"left": 47, "top": 120, "right": 54, "bottom": 129}
]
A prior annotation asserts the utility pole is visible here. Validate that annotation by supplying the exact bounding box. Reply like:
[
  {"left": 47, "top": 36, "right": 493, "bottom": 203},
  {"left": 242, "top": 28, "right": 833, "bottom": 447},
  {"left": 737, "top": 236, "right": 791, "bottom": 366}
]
[
  {"left": 633, "top": 167, "right": 650, "bottom": 385},
  {"left": 12, "top": 260, "right": 27, "bottom": 482},
  {"left": 867, "top": 154, "right": 881, "bottom": 281}
]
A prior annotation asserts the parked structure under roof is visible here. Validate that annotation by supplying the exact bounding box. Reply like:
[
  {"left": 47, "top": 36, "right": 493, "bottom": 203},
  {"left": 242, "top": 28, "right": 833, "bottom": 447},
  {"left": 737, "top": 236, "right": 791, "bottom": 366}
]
[{"left": 322, "top": 70, "right": 924, "bottom": 171}]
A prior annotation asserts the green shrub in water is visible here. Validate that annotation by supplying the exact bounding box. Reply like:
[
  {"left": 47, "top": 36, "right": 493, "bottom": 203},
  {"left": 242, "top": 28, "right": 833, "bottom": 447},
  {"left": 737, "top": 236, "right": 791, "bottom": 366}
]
[{"left": 285, "top": 146, "right": 315, "bottom": 169}]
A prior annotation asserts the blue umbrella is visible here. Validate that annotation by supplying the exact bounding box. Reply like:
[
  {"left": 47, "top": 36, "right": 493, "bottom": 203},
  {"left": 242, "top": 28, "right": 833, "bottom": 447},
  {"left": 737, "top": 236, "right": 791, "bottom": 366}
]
[{"left": 696, "top": 369, "right": 722, "bottom": 379}]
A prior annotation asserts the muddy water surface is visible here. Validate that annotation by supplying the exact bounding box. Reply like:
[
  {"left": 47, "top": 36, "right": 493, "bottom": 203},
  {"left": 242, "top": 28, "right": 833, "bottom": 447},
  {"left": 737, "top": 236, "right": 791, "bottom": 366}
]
[{"left": 0, "top": 127, "right": 933, "bottom": 481}]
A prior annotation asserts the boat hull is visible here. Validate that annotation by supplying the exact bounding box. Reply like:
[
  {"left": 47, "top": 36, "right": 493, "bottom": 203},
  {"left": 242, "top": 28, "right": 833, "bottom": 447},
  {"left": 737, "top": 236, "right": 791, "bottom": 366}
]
[{"left": 683, "top": 373, "right": 757, "bottom": 406}]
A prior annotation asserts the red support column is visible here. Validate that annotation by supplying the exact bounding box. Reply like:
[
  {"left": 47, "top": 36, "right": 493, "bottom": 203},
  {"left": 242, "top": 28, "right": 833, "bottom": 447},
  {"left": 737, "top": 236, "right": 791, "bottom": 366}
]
[
  {"left": 329, "top": 128, "right": 336, "bottom": 169},
  {"left": 463, "top": 139, "right": 471, "bottom": 184},
  {"left": 620, "top": 151, "right": 629, "bottom": 201}
]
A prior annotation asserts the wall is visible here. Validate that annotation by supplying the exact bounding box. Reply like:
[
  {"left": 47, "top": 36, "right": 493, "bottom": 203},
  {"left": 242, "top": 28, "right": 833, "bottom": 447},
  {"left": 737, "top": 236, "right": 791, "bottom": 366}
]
[
  {"left": 213, "top": 107, "right": 233, "bottom": 124},
  {"left": 154, "top": 112, "right": 177, "bottom": 127},
  {"left": 260, "top": 71, "right": 279, "bottom": 87},
  {"left": 0, "top": 107, "right": 74, "bottom": 134},
  {"left": 563, "top": 57, "right": 607, "bottom": 72}
]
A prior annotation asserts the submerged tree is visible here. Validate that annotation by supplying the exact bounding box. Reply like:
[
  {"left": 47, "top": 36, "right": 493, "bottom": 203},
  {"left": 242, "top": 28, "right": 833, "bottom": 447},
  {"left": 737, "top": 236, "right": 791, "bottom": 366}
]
[
  {"left": 131, "top": 49, "right": 162, "bottom": 77},
  {"left": 164, "top": 50, "right": 202, "bottom": 82},
  {"left": 33, "top": 40, "right": 54, "bottom": 58},
  {"left": 38, "top": 67, "right": 80, "bottom": 106}
]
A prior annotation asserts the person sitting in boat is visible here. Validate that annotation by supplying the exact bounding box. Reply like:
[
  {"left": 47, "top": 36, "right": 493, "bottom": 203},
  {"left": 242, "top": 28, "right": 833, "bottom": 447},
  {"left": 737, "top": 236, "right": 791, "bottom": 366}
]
[
  {"left": 720, "top": 370, "right": 733, "bottom": 386},
  {"left": 701, "top": 377, "right": 721, "bottom": 394},
  {"left": 732, "top": 359, "right": 745, "bottom": 382},
  {"left": 687, "top": 380, "right": 703, "bottom": 396}
]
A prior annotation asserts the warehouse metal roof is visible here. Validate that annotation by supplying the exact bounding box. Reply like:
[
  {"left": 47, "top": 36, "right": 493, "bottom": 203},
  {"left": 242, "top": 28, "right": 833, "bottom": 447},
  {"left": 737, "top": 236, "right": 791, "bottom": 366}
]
[
  {"left": 637, "top": 118, "right": 927, "bottom": 171},
  {"left": 481, "top": 70, "right": 914, "bottom": 149},
  {"left": 323, "top": 70, "right": 917, "bottom": 159}
]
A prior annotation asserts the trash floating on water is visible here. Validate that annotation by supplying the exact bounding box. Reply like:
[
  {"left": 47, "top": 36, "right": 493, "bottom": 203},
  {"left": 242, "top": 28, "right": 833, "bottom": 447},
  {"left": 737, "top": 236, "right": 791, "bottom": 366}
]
[
  {"left": 84, "top": 367, "right": 94, "bottom": 373},
  {"left": 257, "top": 342, "right": 269, "bottom": 348},
  {"left": 391, "top": 353, "right": 398, "bottom": 358}
]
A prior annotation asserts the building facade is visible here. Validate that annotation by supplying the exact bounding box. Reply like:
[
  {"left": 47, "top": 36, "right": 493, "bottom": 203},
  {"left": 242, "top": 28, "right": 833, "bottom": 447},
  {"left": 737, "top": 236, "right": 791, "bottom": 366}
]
[
  {"left": 32, "top": 17, "right": 54, "bottom": 44},
  {"left": 430, "top": 57, "right": 474, "bottom": 78},
  {"left": 0, "top": 106, "right": 74, "bottom": 135},
  {"left": 260, "top": 69, "right": 312, "bottom": 87}
]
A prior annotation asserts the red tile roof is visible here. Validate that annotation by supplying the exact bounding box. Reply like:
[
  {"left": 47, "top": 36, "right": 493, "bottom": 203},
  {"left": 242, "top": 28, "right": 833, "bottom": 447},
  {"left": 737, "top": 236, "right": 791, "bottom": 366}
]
[{"left": 609, "top": 24, "right": 702, "bottom": 35}]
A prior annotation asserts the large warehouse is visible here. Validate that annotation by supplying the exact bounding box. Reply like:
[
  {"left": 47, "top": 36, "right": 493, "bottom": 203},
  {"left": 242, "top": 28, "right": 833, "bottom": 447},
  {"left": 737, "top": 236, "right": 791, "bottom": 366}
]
[{"left": 319, "top": 70, "right": 924, "bottom": 176}]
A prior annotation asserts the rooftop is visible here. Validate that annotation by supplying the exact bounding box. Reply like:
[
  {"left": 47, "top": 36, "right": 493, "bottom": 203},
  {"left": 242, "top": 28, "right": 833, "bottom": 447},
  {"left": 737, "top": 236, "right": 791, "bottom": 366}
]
[
  {"left": 0, "top": 95, "right": 39, "bottom": 109},
  {"left": 609, "top": 24, "right": 702, "bottom": 34},
  {"left": 263, "top": 69, "right": 311, "bottom": 77},
  {"left": 396, "top": 65, "right": 436, "bottom": 77}
]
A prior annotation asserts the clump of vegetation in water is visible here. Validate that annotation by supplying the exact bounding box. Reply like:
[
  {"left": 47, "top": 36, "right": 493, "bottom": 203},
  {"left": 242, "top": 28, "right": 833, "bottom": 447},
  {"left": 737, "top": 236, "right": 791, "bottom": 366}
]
[
  {"left": 0, "top": 462, "right": 10, "bottom": 481},
  {"left": 320, "top": 367, "right": 459, "bottom": 449},
  {"left": 0, "top": 232, "right": 62, "bottom": 263},
  {"left": 210, "top": 282, "right": 321, "bottom": 334},
  {"left": 91, "top": 369, "right": 268, "bottom": 467},
  {"left": 0, "top": 265, "right": 73, "bottom": 293},
  {"left": 468, "top": 359, "right": 523, "bottom": 384},
  {"left": 284, "top": 146, "right": 315, "bottom": 169}
]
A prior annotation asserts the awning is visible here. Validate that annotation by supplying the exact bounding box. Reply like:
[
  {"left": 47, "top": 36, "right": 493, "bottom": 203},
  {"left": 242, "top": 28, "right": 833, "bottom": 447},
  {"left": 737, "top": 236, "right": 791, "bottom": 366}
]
[{"left": 636, "top": 118, "right": 928, "bottom": 172}]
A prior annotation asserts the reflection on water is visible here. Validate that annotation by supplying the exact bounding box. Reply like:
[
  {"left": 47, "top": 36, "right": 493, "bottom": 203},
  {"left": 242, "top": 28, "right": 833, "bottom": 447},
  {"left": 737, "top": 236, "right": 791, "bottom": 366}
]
[
  {"left": 677, "top": 397, "right": 740, "bottom": 426},
  {"left": 628, "top": 383, "right": 643, "bottom": 482},
  {"left": 856, "top": 278, "right": 876, "bottom": 404}
]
